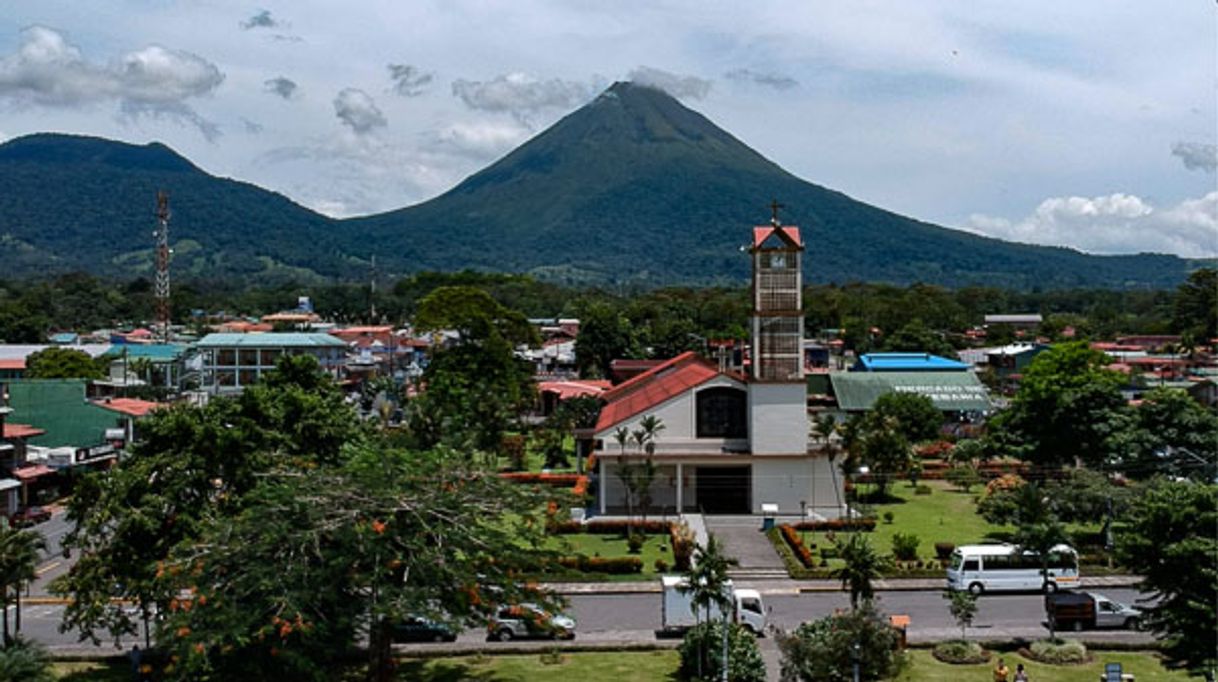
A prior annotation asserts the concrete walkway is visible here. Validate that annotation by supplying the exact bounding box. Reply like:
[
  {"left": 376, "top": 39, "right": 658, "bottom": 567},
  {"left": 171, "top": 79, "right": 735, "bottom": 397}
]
[{"left": 703, "top": 515, "right": 786, "bottom": 570}]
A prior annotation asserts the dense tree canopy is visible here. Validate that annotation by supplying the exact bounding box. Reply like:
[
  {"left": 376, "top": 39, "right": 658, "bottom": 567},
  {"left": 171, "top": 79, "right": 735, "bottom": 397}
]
[{"left": 24, "top": 347, "right": 105, "bottom": 379}]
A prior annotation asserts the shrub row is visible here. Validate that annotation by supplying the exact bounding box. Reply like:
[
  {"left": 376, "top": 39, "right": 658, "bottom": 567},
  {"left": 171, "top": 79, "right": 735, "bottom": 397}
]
[
  {"left": 790, "top": 518, "right": 877, "bottom": 532},
  {"left": 1025, "top": 639, "right": 1089, "bottom": 665},
  {"left": 932, "top": 640, "right": 990, "bottom": 664},
  {"left": 554, "top": 556, "right": 643, "bottom": 575},
  {"left": 549, "top": 520, "right": 673, "bottom": 535},
  {"left": 778, "top": 525, "right": 817, "bottom": 568},
  {"left": 500, "top": 472, "right": 583, "bottom": 486}
]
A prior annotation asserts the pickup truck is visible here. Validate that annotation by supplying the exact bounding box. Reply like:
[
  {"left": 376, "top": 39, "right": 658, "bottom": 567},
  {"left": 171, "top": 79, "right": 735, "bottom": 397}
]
[{"left": 1045, "top": 591, "right": 1141, "bottom": 632}]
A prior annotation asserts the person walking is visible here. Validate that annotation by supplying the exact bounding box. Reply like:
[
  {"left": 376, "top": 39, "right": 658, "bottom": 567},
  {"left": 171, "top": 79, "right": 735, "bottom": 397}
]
[
  {"left": 993, "top": 658, "right": 1010, "bottom": 682},
  {"left": 1014, "top": 663, "right": 1029, "bottom": 682}
]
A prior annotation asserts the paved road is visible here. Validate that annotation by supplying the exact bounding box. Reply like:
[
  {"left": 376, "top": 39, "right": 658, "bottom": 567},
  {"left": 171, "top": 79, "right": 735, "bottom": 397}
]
[{"left": 13, "top": 588, "right": 1152, "bottom": 656}]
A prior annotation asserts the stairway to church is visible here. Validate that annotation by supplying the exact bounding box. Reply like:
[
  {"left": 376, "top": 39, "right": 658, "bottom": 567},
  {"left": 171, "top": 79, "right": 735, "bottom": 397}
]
[{"left": 702, "top": 515, "right": 788, "bottom": 578}]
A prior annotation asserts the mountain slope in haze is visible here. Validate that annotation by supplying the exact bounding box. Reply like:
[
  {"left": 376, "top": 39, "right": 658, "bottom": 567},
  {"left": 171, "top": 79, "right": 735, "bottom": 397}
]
[
  {"left": 0, "top": 133, "right": 352, "bottom": 283},
  {"left": 351, "top": 81, "right": 1192, "bottom": 288},
  {"left": 0, "top": 87, "right": 1200, "bottom": 289}
]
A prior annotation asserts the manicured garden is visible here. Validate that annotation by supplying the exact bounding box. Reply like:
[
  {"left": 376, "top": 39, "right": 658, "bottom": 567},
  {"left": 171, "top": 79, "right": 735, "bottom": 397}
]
[{"left": 895, "top": 649, "right": 1191, "bottom": 682}]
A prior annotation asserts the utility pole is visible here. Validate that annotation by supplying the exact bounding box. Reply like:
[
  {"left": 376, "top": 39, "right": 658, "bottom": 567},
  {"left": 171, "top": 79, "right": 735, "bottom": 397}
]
[
  {"left": 154, "top": 191, "right": 172, "bottom": 343},
  {"left": 369, "top": 254, "right": 378, "bottom": 323}
]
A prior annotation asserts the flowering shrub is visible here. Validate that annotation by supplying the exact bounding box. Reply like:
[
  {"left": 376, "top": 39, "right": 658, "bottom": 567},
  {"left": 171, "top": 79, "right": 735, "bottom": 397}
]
[{"left": 779, "top": 524, "right": 817, "bottom": 568}]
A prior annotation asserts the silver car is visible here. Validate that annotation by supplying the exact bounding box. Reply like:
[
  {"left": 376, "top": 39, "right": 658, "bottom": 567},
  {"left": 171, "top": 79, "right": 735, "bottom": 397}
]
[{"left": 487, "top": 604, "right": 576, "bottom": 641}]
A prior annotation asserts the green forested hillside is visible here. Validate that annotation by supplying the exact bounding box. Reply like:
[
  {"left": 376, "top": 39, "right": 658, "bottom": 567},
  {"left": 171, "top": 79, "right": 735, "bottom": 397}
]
[{"left": 0, "top": 85, "right": 1202, "bottom": 288}]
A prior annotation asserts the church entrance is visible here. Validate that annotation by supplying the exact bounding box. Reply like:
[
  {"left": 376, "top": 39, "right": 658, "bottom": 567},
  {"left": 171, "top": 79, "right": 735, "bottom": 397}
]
[{"left": 695, "top": 466, "right": 751, "bottom": 514}]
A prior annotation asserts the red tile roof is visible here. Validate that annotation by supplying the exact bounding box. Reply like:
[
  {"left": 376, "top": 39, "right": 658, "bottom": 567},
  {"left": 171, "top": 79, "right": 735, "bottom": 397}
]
[
  {"left": 538, "top": 379, "right": 612, "bottom": 401},
  {"left": 94, "top": 398, "right": 163, "bottom": 418},
  {"left": 595, "top": 352, "right": 724, "bottom": 432},
  {"left": 11, "top": 464, "right": 55, "bottom": 480},
  {"left": 2, "top": 423, "right": 46, "bottom": 439},
  {"left": 0, "top": 359, "right": 25, "bottom": 370},
  {"left": 752, "top": 225, "right": 803, "bottom": 248}
]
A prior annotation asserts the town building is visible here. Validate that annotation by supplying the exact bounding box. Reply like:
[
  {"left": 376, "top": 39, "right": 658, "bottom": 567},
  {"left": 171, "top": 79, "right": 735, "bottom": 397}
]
[
  {"left": 591, "top": 217, "right": 842, "bottom": 518},
  {"left": 195, "top": 332, "right": 347, "bottom": 395}
]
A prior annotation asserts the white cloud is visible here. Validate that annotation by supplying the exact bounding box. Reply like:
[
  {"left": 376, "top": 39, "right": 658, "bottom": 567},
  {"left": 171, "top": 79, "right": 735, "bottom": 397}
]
[
  {"left": 964, "top": 192, "right": 1218, "bottom": 258},
  {"left": 451, "top": 72, "right": 592, "bottom": 121},
  {"left": 333, "top": 88, "right": 385, "bottom": 134},
  {"left": 627, "top": 66, "right": 711, "bottom": 100},
  {"left": 428, "top": 120, "right": 531, "bottom": 159},
  {"left": 0, "top": 26, "right": 223, "bottom": 138},
  {"left": 387, "top": 64, "right": 432, "bottom": 97},
  {"left": 1171, "top": 141, "right": 1216, "bottom": 173},
  {"left": 264, "top": 76, "right": 298, "bottom": 100}
]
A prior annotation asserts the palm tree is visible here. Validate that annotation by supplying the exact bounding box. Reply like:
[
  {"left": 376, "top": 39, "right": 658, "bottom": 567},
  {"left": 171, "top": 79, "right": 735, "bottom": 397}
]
[
  {"left": 613, "top": 426, "right": 635, "bottom": 522},
  {"left": 680, "top": 536, "right": 739, "bottom": 680},
  {"left": 0, "top": 519, "right": 46, "bottom": 645},
  {"left": 1013, "top": 483, "right": 1071, "bottom": 640},
  {"left": 830, "top": 532, "right": 890, "bottom": 610},
  {"left": 638, "top": 415, "right": 666, "bottom": 455}
]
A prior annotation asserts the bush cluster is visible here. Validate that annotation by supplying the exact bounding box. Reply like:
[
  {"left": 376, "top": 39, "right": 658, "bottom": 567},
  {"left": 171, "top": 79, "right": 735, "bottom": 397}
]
[
  {"left": 790, "top": 518, "right": 877, "bottom": 532},
  {"left": 1027, "top": 639, "right": 1089, "bottom": 664},
  {"left": 548, "top": 519, "right": 672, "bottom": 535},
  {"left": 778, "top": 525, "right": 817, "bottom": 568},
  {"left": 678, "top": 621, "right": 765, "bottom": 682},
  {"left": 932, "top": 640, "right": 989, "bottom": 664},
  {"left": 554, "top": 556, "right": 643, "bottom": 574},
  {"left": 891, "top": 533, "right": 920, "bottom": 561},
  {"left": 670, "top": 522, "right": 695, "bottom": 571},
  {"left": 934, "top": 542, "right": 956, "bottom": 560},
  {"left": 778, "top": 603, "right": 902, "bottom": 682}
]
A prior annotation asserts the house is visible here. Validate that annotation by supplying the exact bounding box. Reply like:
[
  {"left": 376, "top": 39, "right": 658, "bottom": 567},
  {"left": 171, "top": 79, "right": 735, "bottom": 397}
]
[
  {"left": 94, "top": 397, "right": 164, "bottom": 444},
  {"left": 591, "top": 218, "right": 842, "bottom": 518},
  {"left": 984, "top": 314, "right": 1043, "bottom": 329},
  {"left": 196, "top": 332, "right": 347, "bottom": 394},
  {"left": 828, "top": 371, "right": 992, "bottom": 418},
  {"left": 93, "top": 343, "right": 191, "bottom": 396},
  {"left": 984, "top": 343, "right": 1050, "bottom": 379}
]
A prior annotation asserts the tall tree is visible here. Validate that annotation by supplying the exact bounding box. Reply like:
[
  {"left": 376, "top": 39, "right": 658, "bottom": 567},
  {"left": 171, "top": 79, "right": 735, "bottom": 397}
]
[
  {"left": 1116, "top": 479, "right": 1217, "bottom": 677},
  {"left": 1116, "top": 387, "right": 1218, "bottom": 481},
  {"left": 1172, "top": 268, "right": 1217, "bottom": 340},
  {"left": 680, "top": 536, "right": 739, "bottom": 682},
  {"left": 23, "top": 347, "right": 105, "bottom": 379},
  {"left": 0, "top": 521, "right": 45, "bottom": 645},
  {"left": 574, "top": 301, "right": 636, "bottom": 379},
  {"left": 990, "top": 342, "right": 1129, "bottom": 468},
  {"left": 869, "top": 391, "right": 942, "bottom": 444}
]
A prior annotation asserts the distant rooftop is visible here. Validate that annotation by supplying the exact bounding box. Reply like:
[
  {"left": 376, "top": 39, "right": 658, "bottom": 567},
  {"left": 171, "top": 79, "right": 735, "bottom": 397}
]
[
  {"left": 855, "top": 353, "right": 969, "bottom": 372},
  {"left": 984, "top": 314, "right": 1043, "bottom": 324},
  {"left": 196, "top": 333, "right": 346, "bottom": 348}
]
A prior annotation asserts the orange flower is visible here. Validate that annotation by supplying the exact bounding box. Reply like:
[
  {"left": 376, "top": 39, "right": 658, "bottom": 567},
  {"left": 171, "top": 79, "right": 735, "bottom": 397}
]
[
  {"left": 193, "top": 642, "right": 205, "bottom": 655},
  {"left": 279, "top": 623, "right": 293, "bottom": 638},
  {"left": 197, "top": 595, "right": 207, "bottom": 607},
  {"left": 168, "top": 598, "right": 179, "bottom": 612},
  {"left": 371, "top": 519, "right": 387, "bottom": 535},
  {"left": 176, "top": 626, "right": 191, "bottom": 638}
]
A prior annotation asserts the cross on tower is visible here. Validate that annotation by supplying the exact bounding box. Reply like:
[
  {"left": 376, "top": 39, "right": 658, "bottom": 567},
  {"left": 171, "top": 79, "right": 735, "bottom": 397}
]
[{"left": 769, "top": 199, "right": 784, "bottom": 226}]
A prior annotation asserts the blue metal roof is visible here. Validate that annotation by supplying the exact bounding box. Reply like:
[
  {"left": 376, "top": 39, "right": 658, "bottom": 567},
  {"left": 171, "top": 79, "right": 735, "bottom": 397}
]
[
  {"left": 49, "top": 333, "right": 78, "bottom": 344},
  {"left": 854, "top": 353, "right": 968, "bottom": 372},
  {"left": 195, "top": 333, "right": 346, "bottom": 348},
  {"left": 104, "top": 343, "right": 187, "bottom": 361}
]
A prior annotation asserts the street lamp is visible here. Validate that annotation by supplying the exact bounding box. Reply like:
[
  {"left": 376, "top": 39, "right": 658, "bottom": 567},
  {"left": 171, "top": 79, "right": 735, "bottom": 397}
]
[
  {"left": 799, "top": 499, "right": 807, "bottom": 545},
  {"left": 852, "top": 466, "right": 870, "bottom": 522},
  {"left": 852, "top": 641, "right": 861, "bottom": 682}
]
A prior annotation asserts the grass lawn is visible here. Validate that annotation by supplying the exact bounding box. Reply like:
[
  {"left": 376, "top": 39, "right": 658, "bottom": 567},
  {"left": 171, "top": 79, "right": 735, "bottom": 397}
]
[
  {"left": 896, "top": 649, "right": 1189, "bottom": 682},
  {"left": 403, "top": 650, "right": 679, "bottom": 681},
  {"left": 547, "top": 532, "right": 674, "bottom": 580}
]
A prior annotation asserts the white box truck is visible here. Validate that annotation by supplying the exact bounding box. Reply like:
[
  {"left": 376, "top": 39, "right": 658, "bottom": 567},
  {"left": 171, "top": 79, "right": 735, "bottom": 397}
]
[{"left": 660, "top": 575, "right": 767, "bottom": 635}]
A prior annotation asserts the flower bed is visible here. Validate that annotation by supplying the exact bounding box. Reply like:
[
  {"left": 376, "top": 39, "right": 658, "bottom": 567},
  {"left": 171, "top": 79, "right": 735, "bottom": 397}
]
[
  {"left": 778, "top": 524, "right": 817, "bottom": 568},
  {"left": 555, "top": 556, "right": 643, "bottom": 574},
  {"left": 548, "top": 519, "right": 672, "bottom": 535}
]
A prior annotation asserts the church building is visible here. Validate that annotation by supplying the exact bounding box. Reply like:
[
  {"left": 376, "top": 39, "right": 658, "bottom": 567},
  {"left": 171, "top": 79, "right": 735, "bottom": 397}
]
[{"left": 592, "top": 214, "right": 843, "bottom": 518}]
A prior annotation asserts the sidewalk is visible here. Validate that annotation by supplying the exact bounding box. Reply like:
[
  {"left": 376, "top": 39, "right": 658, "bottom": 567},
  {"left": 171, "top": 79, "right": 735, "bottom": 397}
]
[{"left": 543, "top": 574, "right": 1142, "bottom": 596}]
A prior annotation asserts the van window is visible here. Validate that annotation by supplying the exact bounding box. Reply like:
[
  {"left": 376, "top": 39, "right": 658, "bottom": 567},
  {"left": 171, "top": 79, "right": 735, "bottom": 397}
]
[
  {"left": 962, "top": 558, "right": 979, "bottom": 572},
  {"left": 740, "top": 598, "right": 762, "bottom": 614}
]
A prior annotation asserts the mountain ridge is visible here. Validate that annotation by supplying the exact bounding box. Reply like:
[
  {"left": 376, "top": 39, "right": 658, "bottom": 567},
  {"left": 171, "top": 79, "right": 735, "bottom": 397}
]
[{"left": 0, "top": 82, "right": 1201, "bottom": 288}]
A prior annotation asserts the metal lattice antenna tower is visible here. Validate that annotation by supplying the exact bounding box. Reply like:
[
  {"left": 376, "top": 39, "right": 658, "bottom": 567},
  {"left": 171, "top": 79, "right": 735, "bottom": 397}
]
[{"left": 154, "top": 191, "right": 172, "bottom": 343}]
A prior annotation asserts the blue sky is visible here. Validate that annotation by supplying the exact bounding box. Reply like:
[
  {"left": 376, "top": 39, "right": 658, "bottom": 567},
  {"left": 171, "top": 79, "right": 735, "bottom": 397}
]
[{"left": 0, "top": 1, "right": 1214, "bottom": 257}]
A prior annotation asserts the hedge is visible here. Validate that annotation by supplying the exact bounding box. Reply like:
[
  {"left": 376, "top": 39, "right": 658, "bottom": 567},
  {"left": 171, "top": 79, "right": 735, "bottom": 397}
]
[
  {"left": 778, "top": 524, "right": 817, "bottom": 568},
  {"left": 555, "top": 556, "right": 643, "bottom": 574},
  {"left": 789, "top": 518, "right": 877, "bottom": 532},
  {"left": 549, "top": 520, "right": 673, "bottom": 535}
]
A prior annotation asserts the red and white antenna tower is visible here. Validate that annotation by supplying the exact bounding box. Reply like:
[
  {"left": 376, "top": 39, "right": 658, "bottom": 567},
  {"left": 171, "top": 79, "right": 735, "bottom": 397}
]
[{"left": 154, "top": 191, "right": 172, "bottom": 343}]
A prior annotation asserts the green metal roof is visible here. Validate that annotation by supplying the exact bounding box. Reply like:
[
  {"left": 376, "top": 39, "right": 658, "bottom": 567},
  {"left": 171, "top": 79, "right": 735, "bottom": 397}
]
[
  {"left": 196, "top": 333, "right": 345, "bottom": 348},
  {"left": 102, "top": 344, "right": 188, "bottom": 362},
  {"left": 5, "top": 380, "right": 120, "bottom": 448},
  {"left": 830, "top": 371, "right": 992, "bottom": 412}
]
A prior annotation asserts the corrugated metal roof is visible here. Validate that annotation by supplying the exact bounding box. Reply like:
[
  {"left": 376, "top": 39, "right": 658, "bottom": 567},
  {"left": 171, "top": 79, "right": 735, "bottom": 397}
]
[
  {"left": 105, "top": 344, "right": 187, "bottom": 361},
  {"left": 5, "top": 380, "right": 119, "bottom": 448},
  {"left": 196, "top": 333, "right": 346, "bottom": 348},
  {"left": 856, "top": 353, "right": 969, "bottom": 372},
  {"left": 595, "top": 352, "right": 723, "bottom": 432},
  {"left": 830, "top": 371, "right": 992, "bottom": 412}
]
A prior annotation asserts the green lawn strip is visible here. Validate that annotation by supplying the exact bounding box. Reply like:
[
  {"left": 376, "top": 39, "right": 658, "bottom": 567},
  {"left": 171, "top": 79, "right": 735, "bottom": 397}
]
[
  {"left": 52, "top": 661, "right": 128, "bottom": 681},
  {"left": 897, "top": 649, "right": 1187, "bottom": 682},
  {"left": 546, "top": 532, "right": 674, "bottom": 579},
  {"left": 403, "top": 650, "right": 679, "bottom": 681}
]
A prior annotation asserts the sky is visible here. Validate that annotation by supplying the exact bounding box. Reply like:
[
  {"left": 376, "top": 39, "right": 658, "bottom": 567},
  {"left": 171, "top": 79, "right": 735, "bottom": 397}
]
[{"left": 0, "top": 1, "right": 1214, "bottom": 258}]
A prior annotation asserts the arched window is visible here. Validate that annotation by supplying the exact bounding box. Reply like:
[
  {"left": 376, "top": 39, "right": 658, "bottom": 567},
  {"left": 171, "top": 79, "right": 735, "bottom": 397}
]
[{"left": 696, "top": 386, "right": 747, "bottom": 439}]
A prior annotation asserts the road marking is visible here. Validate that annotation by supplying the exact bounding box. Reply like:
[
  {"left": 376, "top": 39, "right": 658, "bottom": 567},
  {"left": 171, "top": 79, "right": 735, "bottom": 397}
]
[{"left": 36, "top": 561, "right": 60, "bottom": 576}]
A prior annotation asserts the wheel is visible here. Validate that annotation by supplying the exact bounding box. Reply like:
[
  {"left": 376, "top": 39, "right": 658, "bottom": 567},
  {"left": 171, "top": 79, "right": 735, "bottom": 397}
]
[
  {"left": 495, "top": 628, "right": 514, "bottom": 642},
  {"left": 1043, "top": 582, "right": 1059, "bottom": 595},
  {"left": 1124, "top": 617, "right": 1140, "bottom": 631},
  {"left": 968, "top": 582, "right": 985, "bottom": 596},
  {"left": 1072, "top": 620, "right": 1083, "bottom": 632},
  {"left": 433, "top": 634, "right": 446, "bottom": 643}
]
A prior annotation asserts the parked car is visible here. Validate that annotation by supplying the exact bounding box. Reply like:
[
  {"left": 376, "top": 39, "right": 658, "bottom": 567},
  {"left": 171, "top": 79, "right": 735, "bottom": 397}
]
[
  {"left": 487, "top": 604, "right": 575, "bottom": 641},
  {"left": 10, "top": 506, "right": 51, "bottom": 528},
  {"left": 390, "top": 616, "right": 457, "bottom": 643},
  {"left": 1045, "top": 591, "right": 1141, "bottom": 631}
]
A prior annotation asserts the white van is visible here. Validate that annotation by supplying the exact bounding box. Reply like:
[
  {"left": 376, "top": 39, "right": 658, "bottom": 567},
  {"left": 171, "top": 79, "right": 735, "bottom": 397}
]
[{"left": 946, "top": 543, "right": 1079, "bottom": 595}]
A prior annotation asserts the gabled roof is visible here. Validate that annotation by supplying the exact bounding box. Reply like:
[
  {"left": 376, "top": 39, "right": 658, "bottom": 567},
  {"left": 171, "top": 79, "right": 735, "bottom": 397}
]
[
  {"left": 751, "top": 224, "right": 803, "bottom": 249},
  {"left": 538, "top": 379, "right": 612, "bottom": 401},
  {"left": 196, "top": 333, "right": 346, "bottom": 348},
  {"left": 595, "top": 352, "right": 729, "bottom": 432},
  {"left": 3, "top": 423, "right": 46, "bottom": 439}
]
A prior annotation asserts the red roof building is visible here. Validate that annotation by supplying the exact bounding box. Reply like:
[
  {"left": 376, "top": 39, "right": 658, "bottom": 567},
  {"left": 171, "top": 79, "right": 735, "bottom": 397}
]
[
  {"left": 3, "top": 423, "right": 46, "bottom": 439},
  {"left": 94, "top": 398, "right": 163, "bottom": 418}
]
